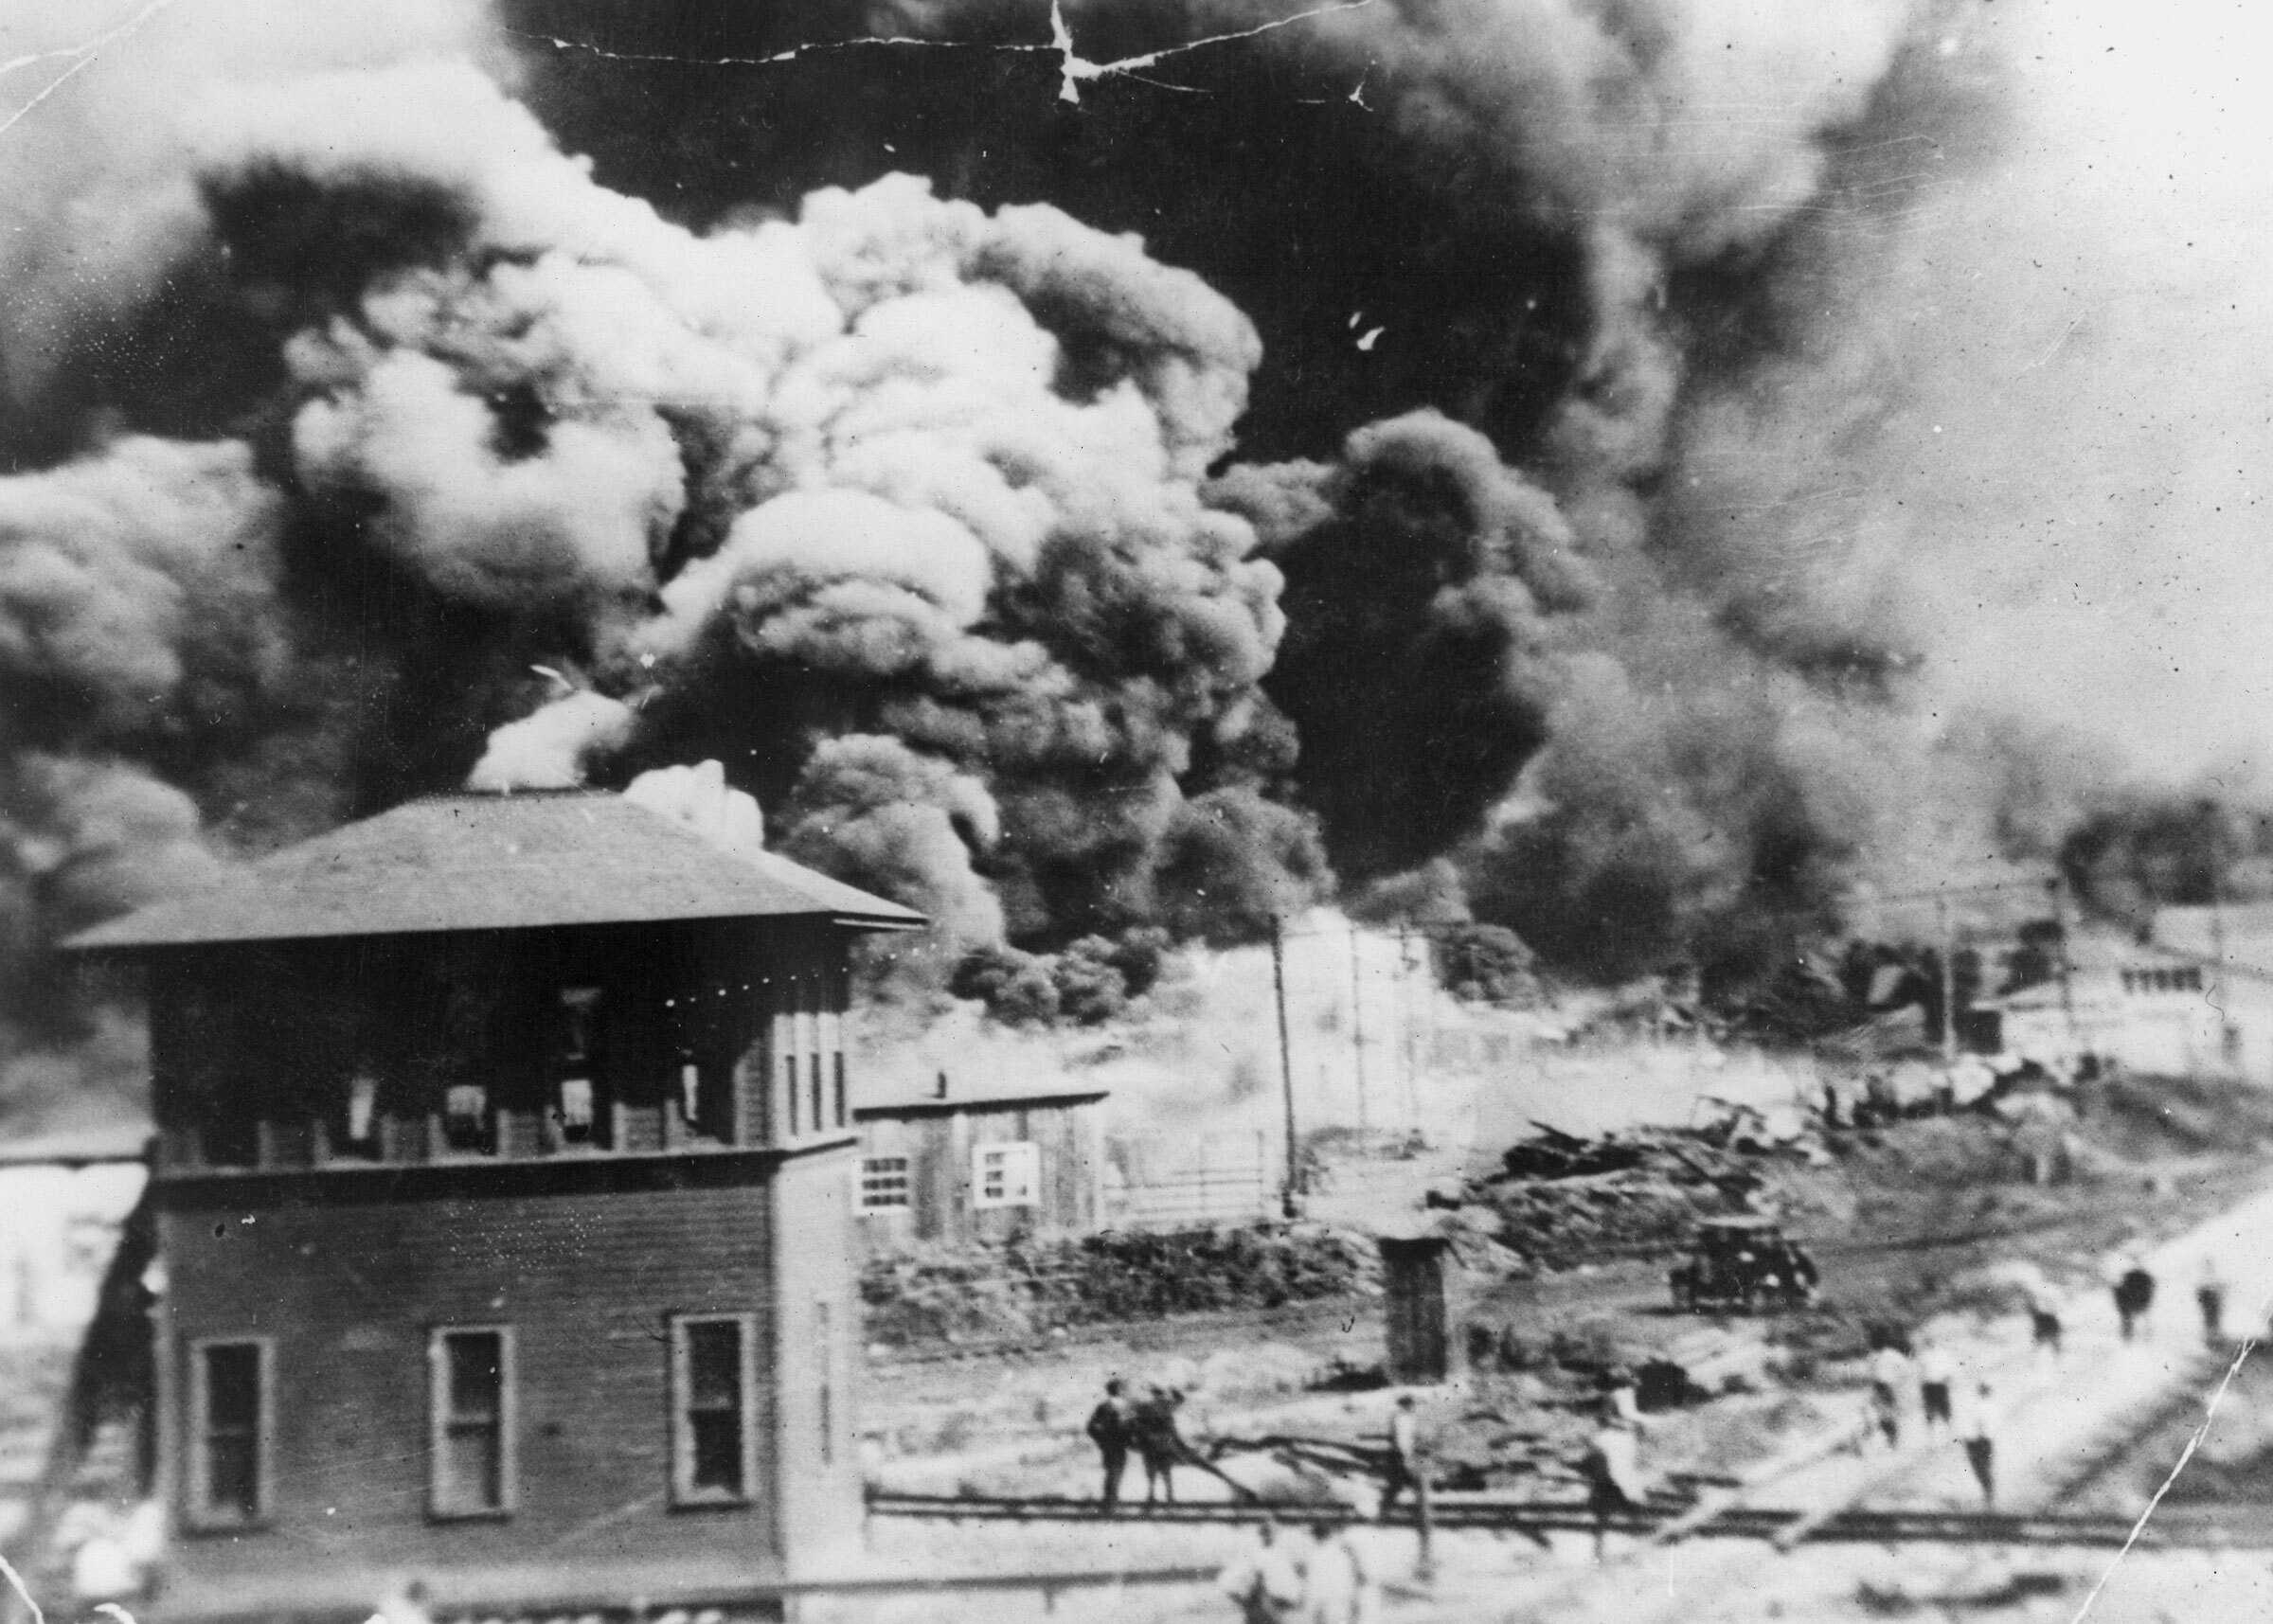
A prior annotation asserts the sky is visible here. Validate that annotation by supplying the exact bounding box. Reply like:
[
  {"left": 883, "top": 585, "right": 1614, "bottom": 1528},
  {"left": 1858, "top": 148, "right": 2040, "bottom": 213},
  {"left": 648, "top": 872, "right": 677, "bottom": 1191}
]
[{"left": 1899, "top": 0, "right": 2273, "bottom": 780}]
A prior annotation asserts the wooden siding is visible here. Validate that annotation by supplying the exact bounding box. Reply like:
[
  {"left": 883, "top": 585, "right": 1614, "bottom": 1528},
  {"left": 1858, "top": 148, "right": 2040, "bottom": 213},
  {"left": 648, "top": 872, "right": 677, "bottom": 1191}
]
[
  {"left": 148, "top": 1147, "right": 863, "bottom": 1618},
  {"left": 855, "top": 1098, "right": 1101, "bottom": 1252}
]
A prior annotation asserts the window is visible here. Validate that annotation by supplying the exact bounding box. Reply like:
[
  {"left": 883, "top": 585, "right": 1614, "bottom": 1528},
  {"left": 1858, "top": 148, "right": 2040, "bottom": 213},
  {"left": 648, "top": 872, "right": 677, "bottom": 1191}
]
[
  {"left": 973, "top": 1141, "right": 1041, "bottom": 1209},
  {"left": 833, "top": 1053, "right": 847, "bottom": 1130},
  {"left": 188, "top": 1338, "right": 271, "bottom": 1526},
  {"left": 810, "top": 1054, "right": 824, "bottom": 1137},
  {"left": 429, "top": 1328, "right": 513, "bottom": 1517},
  {"left": 330, "top": 1073, "right": 381, "bottom": 1160},
  {"left": 553, "top": 988, "right": 604, "bottom": 1148},
  {"left": 860, "top": 1156, "right": 911, "bottom": 1212},
  {"left": 782, "top": 1054, "right": 799, "bottom": 1136},
  {"left": 201, "top": 1105, "right": 261, "bottom": 1169},
  {"left": 441, "top": 1083, "right": 492, "bottom": 1153},
  {"left": 671, "top": 1314, "right": 756, "bottom": 1504}
]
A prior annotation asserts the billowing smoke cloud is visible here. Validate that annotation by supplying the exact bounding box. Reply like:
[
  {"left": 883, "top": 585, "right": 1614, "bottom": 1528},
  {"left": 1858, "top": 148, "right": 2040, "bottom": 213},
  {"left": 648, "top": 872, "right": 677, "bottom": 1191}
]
[{"left": 0, "top": 0, "right": 2231, "bottom": 1122}]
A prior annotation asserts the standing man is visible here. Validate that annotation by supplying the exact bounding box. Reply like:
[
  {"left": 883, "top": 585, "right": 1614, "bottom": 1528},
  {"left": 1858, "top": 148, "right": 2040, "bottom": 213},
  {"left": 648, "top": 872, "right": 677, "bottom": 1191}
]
[
  {"left": 1135, "top": 1385, "right": 1185, "bottom": 1506},
  {"left": 1219, "top": 1520, "right": 1305, "bottom": 1624},
  {"left": 1960, "top": 1382, "right": 1997, "bottom": 1507},
  {"left": 1581, "top": 1412, "right": 1643, "bottom": 1560},
  {"left": 1378, "top": 1395, "right": 1422, "bottom": 1520},
  {"left": 1869, "top": 1340, "right": 1913, "bottom": 1450},
  {"left": 2113, "top": 1257, "right": 2157, "bottom": 1343},
  {"left": 2197, "top": 1257, "right": 2228, "bottom": 1345},
  {"left": 1917, "top": 1340, "right": 1956, "bottom": 1438},
  {"left": 1087, "top": 1378, "right": 1133, "bottom": 1510}
]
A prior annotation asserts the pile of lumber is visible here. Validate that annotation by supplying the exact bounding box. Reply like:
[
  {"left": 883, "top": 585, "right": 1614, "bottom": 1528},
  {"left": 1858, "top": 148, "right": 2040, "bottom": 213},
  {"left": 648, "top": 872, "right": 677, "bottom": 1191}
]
[{"left": 1455, "top": 1121, "right": 1797, "bottom": 1266}]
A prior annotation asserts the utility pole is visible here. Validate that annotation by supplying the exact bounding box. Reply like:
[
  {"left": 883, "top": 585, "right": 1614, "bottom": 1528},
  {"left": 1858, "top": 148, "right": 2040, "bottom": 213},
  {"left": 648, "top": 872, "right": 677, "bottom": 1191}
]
[
  {"left": 1399, "top": 919, "right": 1418, "bottom": 1129},
  {"left": 1351, "top": 919, "right": 1369, "bottom": 1136},
  {"left": 1272, "top": 915, "right": 1301, "bottom": 1216},
  {"left": 2207, "top": 800, "right": 2242, "bottom": 1071},
  {"left": 2048, "top": 876, "right": 2083, "bottom": 1064},
  {"left": 1935, "top": 894, "right": 1958, "bottom": 1062}
]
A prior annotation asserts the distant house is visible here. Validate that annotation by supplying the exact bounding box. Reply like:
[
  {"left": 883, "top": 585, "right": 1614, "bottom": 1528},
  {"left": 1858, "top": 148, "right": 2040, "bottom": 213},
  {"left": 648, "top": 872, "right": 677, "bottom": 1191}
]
[
  {"left": 852, "top": 1074, "right": 1106, "bottom": 1251},
  {"left": 1970, "top": 928, "right": 2248, "bottom": 1080},
  {"left": 64, "top": 790, "right": 922, "bottom": 1620}
]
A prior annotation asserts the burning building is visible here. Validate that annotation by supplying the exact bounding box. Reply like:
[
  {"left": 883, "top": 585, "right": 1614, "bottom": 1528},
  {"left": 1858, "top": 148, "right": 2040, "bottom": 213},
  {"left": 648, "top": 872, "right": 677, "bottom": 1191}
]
[{"left": 63, "top": 787, "right": 921, "bottom": 1619}]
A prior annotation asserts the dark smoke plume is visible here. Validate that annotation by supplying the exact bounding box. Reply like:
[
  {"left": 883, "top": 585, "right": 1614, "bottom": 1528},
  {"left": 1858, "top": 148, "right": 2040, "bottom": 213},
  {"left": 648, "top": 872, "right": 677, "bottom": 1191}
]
[{"left": 0, "top": 0, "right": 2170, "bottom": 1128}]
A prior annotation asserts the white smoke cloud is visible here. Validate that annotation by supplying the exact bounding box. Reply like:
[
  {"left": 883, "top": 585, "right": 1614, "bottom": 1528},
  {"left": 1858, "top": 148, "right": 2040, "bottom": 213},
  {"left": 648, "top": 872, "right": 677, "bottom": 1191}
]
[{"left": 466, "top": 689, "right": 636, "bottom": 792}]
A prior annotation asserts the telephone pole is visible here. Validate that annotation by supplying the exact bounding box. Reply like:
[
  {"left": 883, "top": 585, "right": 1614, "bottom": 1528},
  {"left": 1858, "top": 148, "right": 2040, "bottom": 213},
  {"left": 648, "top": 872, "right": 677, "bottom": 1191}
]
[
  {"left": 1272, "top": 916, "right": 1301, "bottom": 1215},
  {"left": 1935, "top": 894, "right": 1958, "bottom": 1061},
  {"left": 2048, "top": 876, "right": 2083, "bottom": 1062},
  {"left": 1350, "top": 920, "right": 1369, "bottom": 1136}
]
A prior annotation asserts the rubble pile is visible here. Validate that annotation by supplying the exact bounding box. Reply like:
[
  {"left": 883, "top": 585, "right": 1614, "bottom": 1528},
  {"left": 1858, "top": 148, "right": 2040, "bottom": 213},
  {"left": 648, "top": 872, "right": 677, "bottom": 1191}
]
[{"left": 1456, "top": 1115, "right": 1823, "bottom": 1268}]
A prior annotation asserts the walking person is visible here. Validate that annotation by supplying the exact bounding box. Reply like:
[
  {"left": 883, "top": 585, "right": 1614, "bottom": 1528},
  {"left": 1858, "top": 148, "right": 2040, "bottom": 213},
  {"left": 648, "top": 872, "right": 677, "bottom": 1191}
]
[
  {"left": 1377, "top": 1395, "right": 1422, "bottom": 1520},
  {"left": 1917, "top": 1340, "right": 1956, "bottom": 1438},
  {"left": 1219, "top": 1520, "right": 1305, "bottom": 1624},
  {"left": 1087, "top": 1378, "right": 1134, "bottom": 1510},
  {"left": 1960, "top": 1381, "right": 1997, "bottom": 1507},
  {"left": 2113, "top": 1257, "right": 2157, "bottom": 1343},
  {"left": 2197, "top": 1257, "right": 2228, "bottom": 1345},
  {"left": 1869, "top": 1340, "right": 1913, "bottom": 1450},
  {"left": 1299, "top": 1520, "right": 1369, "bottom": 1624}
]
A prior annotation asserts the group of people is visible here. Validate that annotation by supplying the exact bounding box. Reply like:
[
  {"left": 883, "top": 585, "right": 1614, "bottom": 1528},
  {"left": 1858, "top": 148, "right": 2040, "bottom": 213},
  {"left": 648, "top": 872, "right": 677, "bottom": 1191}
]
[
  {"left": 2104, "top": 1253, "right": 2231, "bottom": 1347},
  {"left": 1217, "top": 1520, "right": 1372, "bottom": 1624},
  {"left": 1086, "top": 1378, "right": 1202, "bottom": 1508},
  {"left": 1860, "top": 1337, "right": 2000, "bottom": 1505}
]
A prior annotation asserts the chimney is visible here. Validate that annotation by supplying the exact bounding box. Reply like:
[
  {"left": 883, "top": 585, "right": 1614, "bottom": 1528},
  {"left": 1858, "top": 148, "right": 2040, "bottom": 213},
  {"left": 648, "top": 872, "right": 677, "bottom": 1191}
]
[{"left": 936, "top": 1070, "right": 950, "bottom": 1100}]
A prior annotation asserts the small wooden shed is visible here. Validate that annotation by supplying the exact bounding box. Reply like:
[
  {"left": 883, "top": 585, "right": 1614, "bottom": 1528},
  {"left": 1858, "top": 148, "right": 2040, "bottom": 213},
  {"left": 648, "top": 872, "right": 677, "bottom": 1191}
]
[
  {"left": 852, "top": 1075, "right": 1107, "bottom": 1252},
  {"left": 1377, "top": 1227, "right": 1477, "bottom": 1385}
]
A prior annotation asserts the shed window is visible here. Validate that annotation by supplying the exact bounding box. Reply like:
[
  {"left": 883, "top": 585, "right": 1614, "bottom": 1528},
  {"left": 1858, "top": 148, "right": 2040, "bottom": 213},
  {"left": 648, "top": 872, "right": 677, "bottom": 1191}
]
[
  {"left": 188, "top": 1338, "right": 270, "bottom": 1526},
  {"left": 860, "top": 1156, "right": 911, "bottom": 1211},
  {"left": 973, "top": 1141, "right": 1041, "bottom": 1209},
  {"left": 671, "top": 1314, "right": 756, "bottom": 1504},
  {"left": 429, "top": 1328, "right": 513, "bottom": 1517}
]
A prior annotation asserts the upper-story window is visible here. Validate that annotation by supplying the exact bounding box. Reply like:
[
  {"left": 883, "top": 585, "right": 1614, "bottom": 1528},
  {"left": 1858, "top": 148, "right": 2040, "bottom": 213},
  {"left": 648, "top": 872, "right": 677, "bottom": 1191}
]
[
  {"left": 441, "top": 1083, "right": 492, "bottom": 1154},
  {"left": 551, "top": 986, "right": 607, "bottom": 1150}
]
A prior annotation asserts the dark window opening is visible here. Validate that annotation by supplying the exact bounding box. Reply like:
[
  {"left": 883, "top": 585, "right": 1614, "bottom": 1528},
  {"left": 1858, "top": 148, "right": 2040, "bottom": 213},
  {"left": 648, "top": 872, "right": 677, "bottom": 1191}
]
[
  {"left": 809, "top": 1054, "right": 824, "bottom": 1136},
  {"left": 553, "top": 988, "right": 606, "bottom": 1149},
  {"left": 783, "top": 1054, "right": 799, "bottom": 1136},
  {"left": 833, "top": 1053, "right": 847, "bottom": 1130},
  {"left": 441, "top": 1083, "right": 492, "bottom": 1153},
  {"left": 333, "top": 1074, "right": 382, "bottom": 1160}
]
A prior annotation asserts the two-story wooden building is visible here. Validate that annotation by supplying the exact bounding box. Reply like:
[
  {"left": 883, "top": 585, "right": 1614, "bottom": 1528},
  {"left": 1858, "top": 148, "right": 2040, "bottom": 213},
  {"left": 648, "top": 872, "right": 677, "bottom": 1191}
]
[{"left": 64, "top": 789, "right": 922, "bottom": 1621}]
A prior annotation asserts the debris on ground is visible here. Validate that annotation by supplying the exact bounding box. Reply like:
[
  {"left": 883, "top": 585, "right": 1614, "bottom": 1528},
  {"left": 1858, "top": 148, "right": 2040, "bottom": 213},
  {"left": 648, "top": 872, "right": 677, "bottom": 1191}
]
[
  {"left": 1446, "top": 1112, "right": 1826, "bottom": 1268},
  {"left": 861, "top": 1222, "right": 1383, "bottom": 1349}
]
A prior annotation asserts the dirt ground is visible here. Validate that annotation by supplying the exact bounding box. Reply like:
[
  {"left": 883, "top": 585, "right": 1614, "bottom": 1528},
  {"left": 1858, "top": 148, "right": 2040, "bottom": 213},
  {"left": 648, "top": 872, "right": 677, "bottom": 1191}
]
[{"left": 868, "top": 1073, "right": 2273, "bottom": 1519}]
